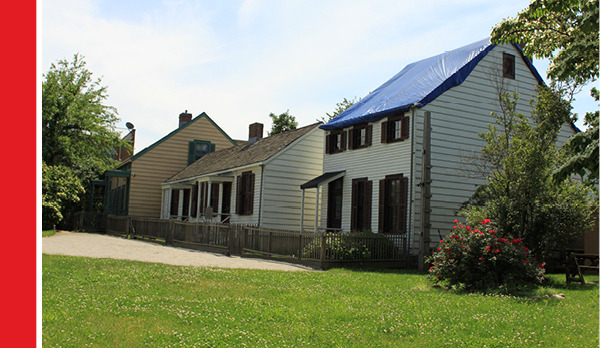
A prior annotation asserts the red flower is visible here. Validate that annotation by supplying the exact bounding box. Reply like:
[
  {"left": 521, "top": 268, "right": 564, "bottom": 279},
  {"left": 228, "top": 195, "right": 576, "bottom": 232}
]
[
  {"left": 498, "top": 238, "right": 507, "bottom": 243},
  {"left": 524, "top": 260, "right": 529, "bottom": 264},
  {"left": 454, "top": 219, "right": 459, "bottom": 224},
  {"left": 510, "top": 238, "right": 522, "bottom": 244},
  {"left": 482, "top": 219, "right": 491, "bottom": 224},
  {"left": 489, "top": 229, "right": 496, "bottom": 234},
  {"left": 466, "top": 226, "right": 471, "bottom": 231}
]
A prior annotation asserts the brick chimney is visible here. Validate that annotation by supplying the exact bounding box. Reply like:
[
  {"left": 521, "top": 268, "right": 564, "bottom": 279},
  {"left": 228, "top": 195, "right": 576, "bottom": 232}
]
[
  {"left": 248, "top": 122, "right": 264, "bottom": 141},
  {"left": 179, "top": 110, "right": 192, "bottom": 128}
]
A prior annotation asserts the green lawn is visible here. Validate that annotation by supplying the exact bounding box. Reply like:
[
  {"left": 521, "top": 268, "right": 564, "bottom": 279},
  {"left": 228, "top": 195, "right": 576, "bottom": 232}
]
[{"left": 42, "top": 254, "right": 598, "bottom": 347}]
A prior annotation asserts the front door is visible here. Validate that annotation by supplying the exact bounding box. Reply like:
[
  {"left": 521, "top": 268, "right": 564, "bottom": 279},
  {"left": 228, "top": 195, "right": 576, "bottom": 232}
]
[{"left": 327, "top": 178, "right": 343, "bottom": 231}]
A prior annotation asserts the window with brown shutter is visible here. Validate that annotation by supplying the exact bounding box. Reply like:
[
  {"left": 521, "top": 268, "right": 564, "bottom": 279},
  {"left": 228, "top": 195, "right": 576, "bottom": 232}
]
[
  {"left": 349, "top": 124, "right": 372, "bottom": 150},
  {"left": 381, "top": 115, "right": 409, "bottom": 143},
  {"left": 378, "top": 174, "right": 408, "bottom": 234},
  {"left": 503, "top": 53, "right": 515, "bottom": 79},
  {"left": 351, "top": 177, "right": 372, "bottom": 232},
  {"left": 325, "top": 130, "right": 347, "bottom": 154},
  {"left": 236, "top": 171, "right": 255, "bottom": 215}
]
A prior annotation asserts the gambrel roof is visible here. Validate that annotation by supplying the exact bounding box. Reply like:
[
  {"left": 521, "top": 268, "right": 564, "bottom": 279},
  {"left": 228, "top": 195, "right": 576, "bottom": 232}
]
[
  {"left": 165, "top": 122, "right": 321, "bottom": 183},
  {"left": 320, "top": 38, "right": 544, "bottom": 130}
]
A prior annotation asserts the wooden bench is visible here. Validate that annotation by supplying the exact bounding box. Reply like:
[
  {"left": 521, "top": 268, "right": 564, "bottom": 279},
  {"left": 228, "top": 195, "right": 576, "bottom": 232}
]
[{"left": 565, "top": 253, "right": 599, "bottom": 284}]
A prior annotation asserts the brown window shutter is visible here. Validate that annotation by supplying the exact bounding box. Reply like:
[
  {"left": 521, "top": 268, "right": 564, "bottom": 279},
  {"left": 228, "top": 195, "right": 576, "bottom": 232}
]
[
  {"left": 381, "top": 121, "right": 388, "bottom": 143},
  {"left": 365, "top": 180, "right": 372, "bottom": 230},
  {"left": 399, "top": 176, "right": 408, "bottom": 234},
  {"left": 248, "top": 172, "right": 255, "bottom": 214},
  {"left": 236, "top": 176, "right": 242, "bottom": 215},
  {"left": 366, "top": 125, "right": 372, "bottom": 146},
  {"left": 325, "top": 133, "right": 331, "bottom": 154},
  {"left": 351, "top": 179, "right": 358, "bottom": 231},
  {"left": 340, "top": 131, "right": 347, "bottom": 151},
  {"left": 348, "top": 129, "right": 354, "bottom": 150},
  {"left": 401, "top": 117, "right": 410, "bottom": 140},
  {"left": 378, "top": 179, "right": 385, "bottom": 233}
]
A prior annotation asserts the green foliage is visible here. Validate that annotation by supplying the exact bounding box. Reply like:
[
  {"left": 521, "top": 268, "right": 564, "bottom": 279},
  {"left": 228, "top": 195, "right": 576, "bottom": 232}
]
[
  {"left": 427, "top": 219, "right": 545, "bottom": 292},
  {"left": 43, "top": 255, "right": 599, "bottom": 347},
  {"left": 463, "top": 87, "right": 596, "bottom": 261},
  {"left": 302, "top": 231, "right": 372, "bottom": 260},
  {"left": 319, "top": 96, "right": 360, "bottom": 123},
  {"left": 554, "top": 88, "right": 599, "bottom": 186},
  {"left": 43, "top": 54, "right": 128, "bottom": 226},
  {"left": 42, "top": 163, "right": 84, "bottom": 229},
  {"left": 268, "top": 110, "right": 298, "bottom": 135},
  {"left": 491, "top": 0, "right": 599, "bottom": 88}
]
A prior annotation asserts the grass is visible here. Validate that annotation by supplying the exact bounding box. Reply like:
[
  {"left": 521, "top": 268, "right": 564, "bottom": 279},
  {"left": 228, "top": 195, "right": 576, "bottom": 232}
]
[
  {"left": 42, "top": 230, "right": 56, "bottom": 237},
  {"left": 42, "top": 254, "right": 598, "bottom": 347}
]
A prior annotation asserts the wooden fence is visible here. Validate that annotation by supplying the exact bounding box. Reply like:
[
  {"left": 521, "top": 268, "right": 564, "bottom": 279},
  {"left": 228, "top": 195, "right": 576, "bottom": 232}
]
[{"left": 76, "top": 213, "right": 408, "bottom": 269}]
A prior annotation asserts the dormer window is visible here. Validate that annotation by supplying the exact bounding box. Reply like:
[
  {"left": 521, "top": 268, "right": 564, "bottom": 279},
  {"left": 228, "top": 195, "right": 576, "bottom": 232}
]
[
  {"left": 381, "top": 115, "right": 409, "bottom": 144},
  {"left": 188, "top": 140, "right": 215, "bottom": 164},
  {"left": 503, "top": 53, "right": 515, "bottom": 79}
]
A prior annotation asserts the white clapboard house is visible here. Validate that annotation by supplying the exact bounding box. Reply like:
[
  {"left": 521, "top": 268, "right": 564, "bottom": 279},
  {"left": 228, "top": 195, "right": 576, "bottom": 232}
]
[
  {"left": 302, "top": 38, "right": 576, "bottom": 263},
  {"left": 161, "top": 122, "right": 324, "bottom": 230}
]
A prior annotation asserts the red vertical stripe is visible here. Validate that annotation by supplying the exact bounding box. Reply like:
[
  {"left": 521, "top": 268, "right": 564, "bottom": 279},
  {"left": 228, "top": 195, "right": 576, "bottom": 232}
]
[{"left": 0, "top": 0, "right": 36, "bottom": 346}]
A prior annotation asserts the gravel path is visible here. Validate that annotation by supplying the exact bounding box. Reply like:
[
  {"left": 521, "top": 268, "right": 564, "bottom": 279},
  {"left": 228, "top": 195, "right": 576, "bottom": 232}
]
[{"left": 42, "top": 231, "right": 314, "bottom": 272}]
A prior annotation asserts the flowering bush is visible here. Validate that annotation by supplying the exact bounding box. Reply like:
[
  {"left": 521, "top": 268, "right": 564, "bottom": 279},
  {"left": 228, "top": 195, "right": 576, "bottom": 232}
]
[{"left": 427, "top": 219, "right": 545, "bottom": 291}]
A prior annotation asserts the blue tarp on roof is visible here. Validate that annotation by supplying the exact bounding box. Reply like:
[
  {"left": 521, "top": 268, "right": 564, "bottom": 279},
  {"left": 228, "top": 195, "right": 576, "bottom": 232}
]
[{"left": 320, "top": 38, "right": 543, "bottom": 130}]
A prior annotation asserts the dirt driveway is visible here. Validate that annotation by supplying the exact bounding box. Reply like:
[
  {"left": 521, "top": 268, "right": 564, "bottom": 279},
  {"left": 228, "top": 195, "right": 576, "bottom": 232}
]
[{"left": 42, "top": 231, "right": 314, "bottom": 272}]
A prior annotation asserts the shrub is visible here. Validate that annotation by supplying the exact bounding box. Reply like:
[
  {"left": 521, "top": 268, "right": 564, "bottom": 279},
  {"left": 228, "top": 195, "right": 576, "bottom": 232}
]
[
  {"left": 427, "top": 219, "right": 545, "bottom": 292},
  {"left": 301, "top": 230, "right": 401, "bottom": 261}
]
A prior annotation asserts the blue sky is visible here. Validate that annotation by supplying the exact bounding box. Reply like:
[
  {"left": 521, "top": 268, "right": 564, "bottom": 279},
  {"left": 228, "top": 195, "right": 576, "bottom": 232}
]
[{"left": 42, "top": 0, "right": 596, "bottom": 152}]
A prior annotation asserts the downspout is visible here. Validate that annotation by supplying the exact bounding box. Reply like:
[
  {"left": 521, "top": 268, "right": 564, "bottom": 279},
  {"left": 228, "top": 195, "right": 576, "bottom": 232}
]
[
  {"left": 407, "top": 104, "right": 417, "bottom": 267},
  {"left": 257, "top": 165, "right": 265, "bottom": 226}
]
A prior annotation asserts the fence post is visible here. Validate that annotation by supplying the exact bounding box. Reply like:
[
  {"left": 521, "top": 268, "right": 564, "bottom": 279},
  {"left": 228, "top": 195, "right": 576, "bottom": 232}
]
[
  {"left": 127, "top": 216, "right": 132, "bottom": 239},
  {"left": 166, "top": 220, "right": 174, "bottom": 245},
  {"left": 298, "top": 233, "right": 302, "bottom": 259},
  {"left": 268, "top": 230, "right": 272, "bottom": 255},
  {"left": 320, "top": 233, "right": 326, "bottom": 269}
]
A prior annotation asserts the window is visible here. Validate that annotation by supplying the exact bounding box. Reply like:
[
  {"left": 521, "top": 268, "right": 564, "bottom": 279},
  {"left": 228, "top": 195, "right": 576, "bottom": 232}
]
[
  {"left": 170, "top": 189, "right": 180, "bottom": 217},
  {"left": 327, "top": 178, "right": 343, "bottom": 230},
  {"left": 188, "top": 140, "right": 216, "bottom": 164},
  {"left": 236, "top": 171, "right": 255, "bottom": 215},
  {"left": 378, "top": 174, "right": 408, "bottom": 234},
  {"left": 348, "top": 124, "right": 372, "bottom": 150},
  {"left": 325, "top": 130, "right": 347, "bottom": 154},
  {"left": 351, "top": 178, "right": 372, "bottom": 232},
  {"left": 381, "top": 115, "right": 409, "bottom": 143},
  {"left": 503, "top": 53, "right": 515, "bottom": 79}
]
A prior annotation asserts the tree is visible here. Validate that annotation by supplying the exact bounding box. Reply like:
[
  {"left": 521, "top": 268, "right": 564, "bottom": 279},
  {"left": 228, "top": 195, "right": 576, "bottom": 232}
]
[
  {"left": 554, "top": 89, "right": 599, "bottom": 186},
  {"left": 318, "top": 97, "right": 360, "bottom": 123},
  {"left": 42, "top": 54, "right": 127, "bottom": 228},
  {"left": 491, "top": 0, "right": 598, "bottom": 90},
  {"left": 491, "top": 0, "right": 599, "bottom": 184},
  {"left": 461, "top": 88, "right": 596, "bottom": 261},
  {"left": 268, "top": 110, "right": 298, "bottom": 135}
]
